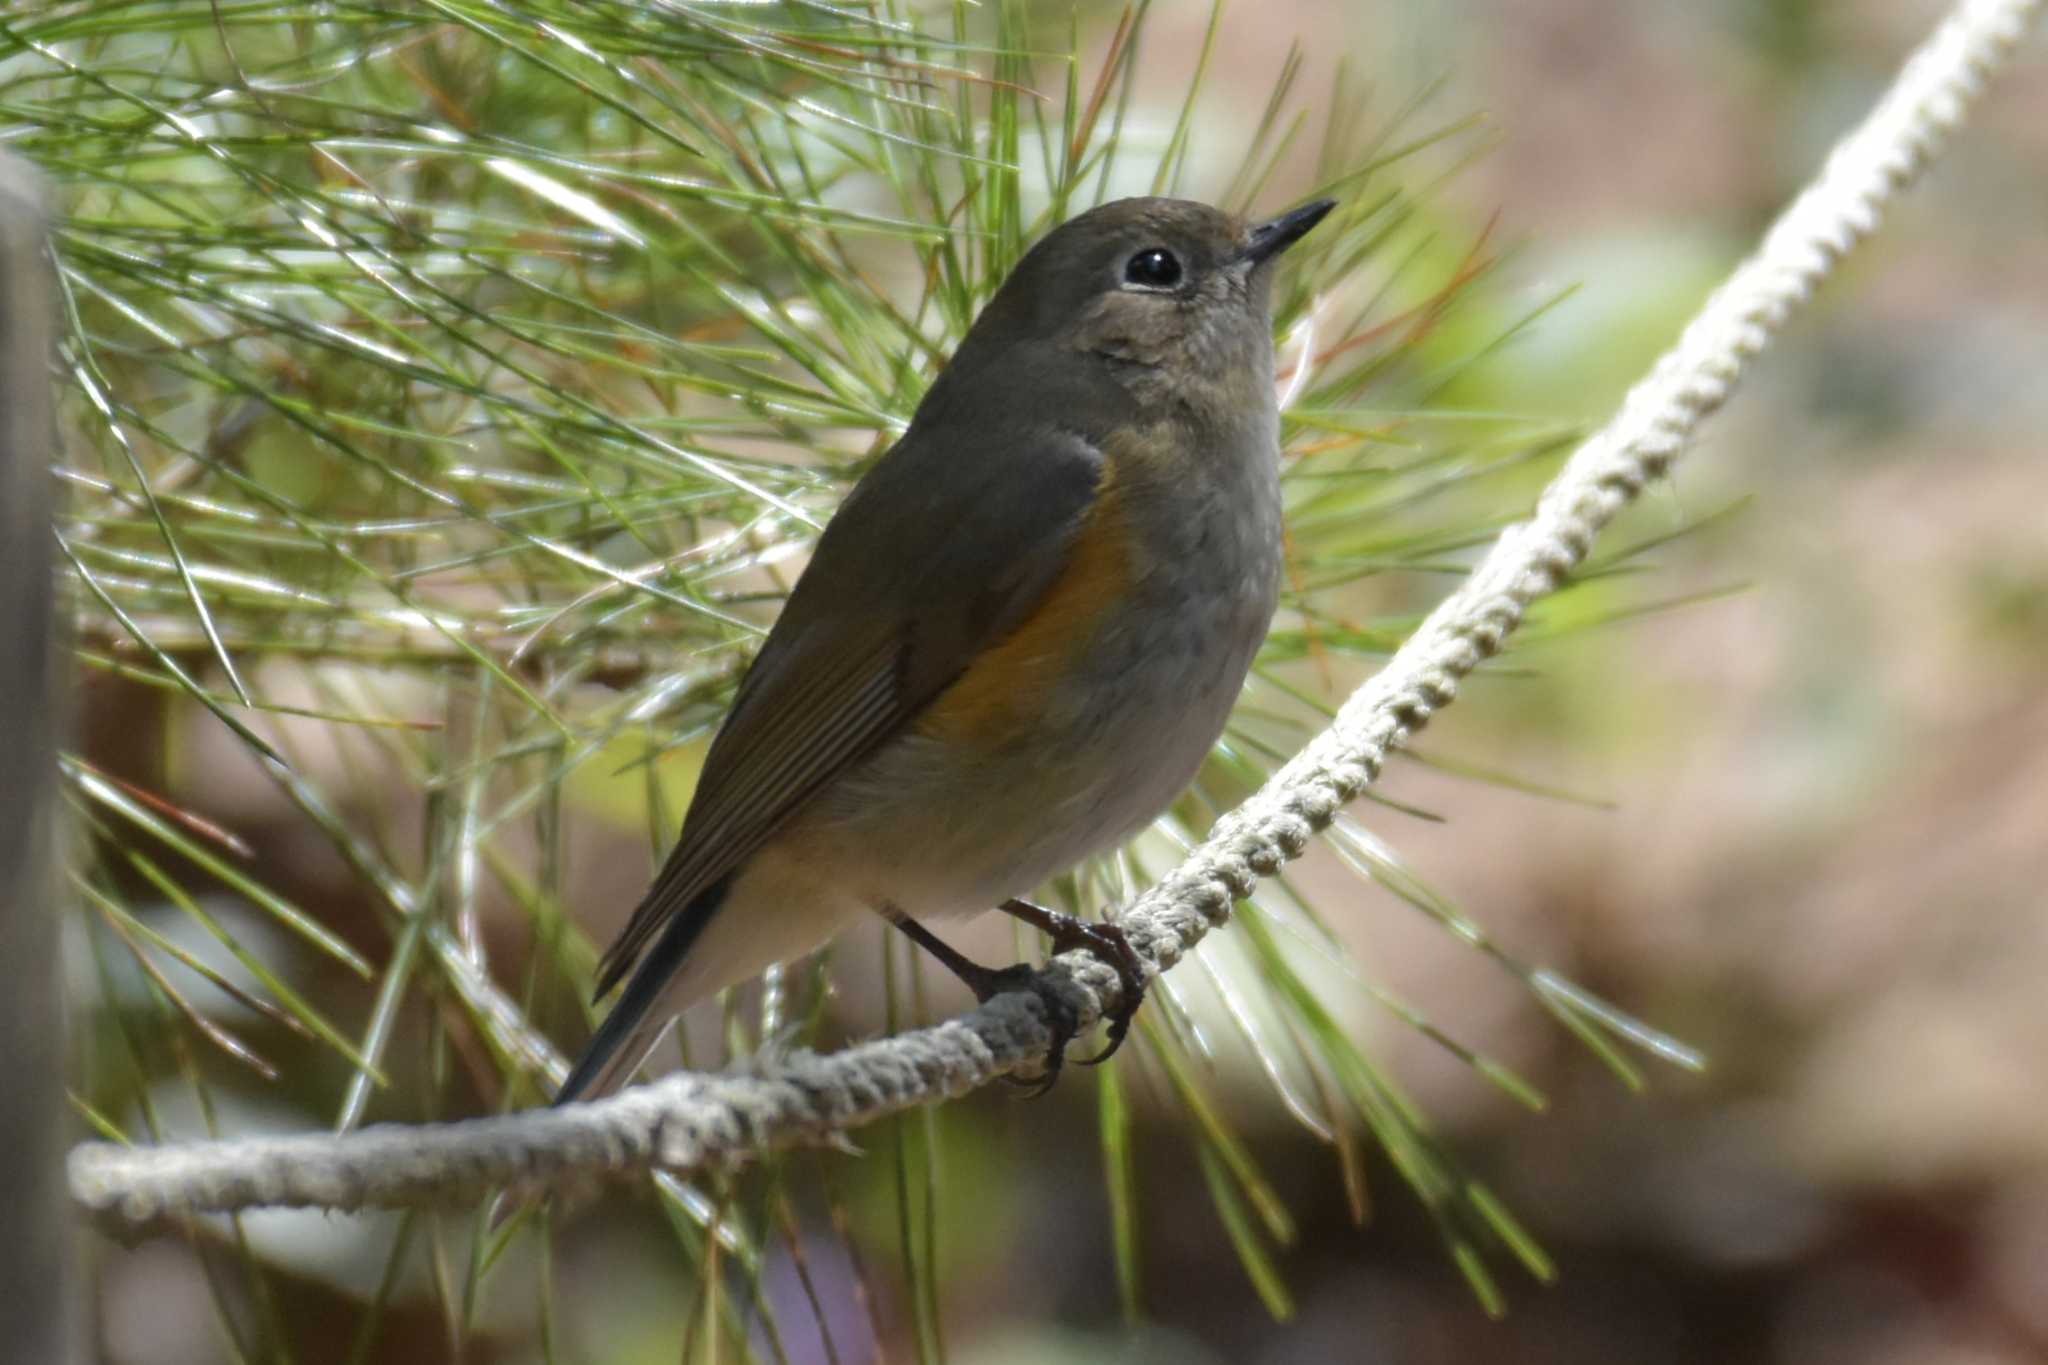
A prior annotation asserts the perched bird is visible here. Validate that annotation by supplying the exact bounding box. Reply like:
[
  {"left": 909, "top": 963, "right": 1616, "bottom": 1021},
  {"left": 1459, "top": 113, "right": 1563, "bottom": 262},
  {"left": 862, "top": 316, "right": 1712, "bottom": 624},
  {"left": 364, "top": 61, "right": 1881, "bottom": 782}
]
[{"left": 558, "top": 195, "right": 1334, "bottom": 1103}]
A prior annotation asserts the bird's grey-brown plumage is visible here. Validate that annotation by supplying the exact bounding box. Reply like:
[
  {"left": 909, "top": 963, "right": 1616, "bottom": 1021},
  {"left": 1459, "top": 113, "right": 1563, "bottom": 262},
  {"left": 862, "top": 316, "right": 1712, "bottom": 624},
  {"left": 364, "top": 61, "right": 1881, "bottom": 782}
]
[{"left": 562, "top": 195, "right": 1332, "bottom": 1103}]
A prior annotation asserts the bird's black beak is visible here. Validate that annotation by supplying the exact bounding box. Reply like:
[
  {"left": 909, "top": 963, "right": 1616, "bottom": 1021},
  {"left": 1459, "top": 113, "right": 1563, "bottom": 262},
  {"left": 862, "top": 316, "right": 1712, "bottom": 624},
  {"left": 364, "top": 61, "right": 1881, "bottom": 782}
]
[{"left": 1239, "top": 198, "right": 1337, "bottom": 267}]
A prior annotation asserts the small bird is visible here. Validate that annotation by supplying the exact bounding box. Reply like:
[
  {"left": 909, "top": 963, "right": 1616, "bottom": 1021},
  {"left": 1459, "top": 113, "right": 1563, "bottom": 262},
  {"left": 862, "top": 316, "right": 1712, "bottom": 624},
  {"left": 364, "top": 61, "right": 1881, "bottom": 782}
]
[{"left": 558, "top": 195, "right": 1334, "bottom": 1103}]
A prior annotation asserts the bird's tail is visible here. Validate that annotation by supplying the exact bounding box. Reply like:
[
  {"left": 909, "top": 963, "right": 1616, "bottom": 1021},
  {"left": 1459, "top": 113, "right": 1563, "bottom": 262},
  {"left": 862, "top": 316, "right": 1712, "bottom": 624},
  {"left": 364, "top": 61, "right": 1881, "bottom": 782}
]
[{"left": 554, "top": 874, "right": 732, "bottom": 1106}]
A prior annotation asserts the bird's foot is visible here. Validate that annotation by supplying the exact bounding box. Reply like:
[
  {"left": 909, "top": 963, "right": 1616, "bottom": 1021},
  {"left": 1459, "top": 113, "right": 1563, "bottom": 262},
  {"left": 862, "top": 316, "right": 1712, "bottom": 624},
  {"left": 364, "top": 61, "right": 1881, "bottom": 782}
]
[
  {"left": 889, "top": 903, "right": 1150, "bottom": 1094},
  {"left": 886, "top": 913, "right": 1079, "bottom": 1094},
  {"left": 997, "top": 899, "right": 1150, "bottom": 1066},
  {"left": 970, "top": 962, "right": 1082, "bottom": 1098}
]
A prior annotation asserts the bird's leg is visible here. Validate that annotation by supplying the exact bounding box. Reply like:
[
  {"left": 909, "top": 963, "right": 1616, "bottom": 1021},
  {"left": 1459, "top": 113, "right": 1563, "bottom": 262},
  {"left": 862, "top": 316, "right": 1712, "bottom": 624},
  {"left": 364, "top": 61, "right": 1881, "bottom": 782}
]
[
  {"left": 886, "top": 912, "right": 1077, "bottom": 1096},
  {"left": 994, "top": 898, "right": 1149, "bottom": 1066}
]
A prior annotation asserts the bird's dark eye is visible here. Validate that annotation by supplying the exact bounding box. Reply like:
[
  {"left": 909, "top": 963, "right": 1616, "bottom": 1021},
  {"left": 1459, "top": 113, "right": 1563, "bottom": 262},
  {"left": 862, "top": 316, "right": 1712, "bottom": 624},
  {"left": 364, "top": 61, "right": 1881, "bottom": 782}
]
[{"left": 1123, "top": 247, "right": 1183, "bottom": 290}]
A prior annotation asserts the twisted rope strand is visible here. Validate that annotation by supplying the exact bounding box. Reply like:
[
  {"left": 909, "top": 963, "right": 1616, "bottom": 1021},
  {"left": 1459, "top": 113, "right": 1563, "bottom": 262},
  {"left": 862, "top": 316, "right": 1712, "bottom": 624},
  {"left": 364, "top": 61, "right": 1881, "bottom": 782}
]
[{"left": 68, "top": 0, "right": 2042, "bottom": 1225}]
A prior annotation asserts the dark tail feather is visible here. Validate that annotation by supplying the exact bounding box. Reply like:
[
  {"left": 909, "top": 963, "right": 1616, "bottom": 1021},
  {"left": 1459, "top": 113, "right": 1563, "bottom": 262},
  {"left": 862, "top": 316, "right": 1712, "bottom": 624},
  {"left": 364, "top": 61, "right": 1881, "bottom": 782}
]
[{"left": 555, "top": 873, "right": 733, "bottom": 1106}]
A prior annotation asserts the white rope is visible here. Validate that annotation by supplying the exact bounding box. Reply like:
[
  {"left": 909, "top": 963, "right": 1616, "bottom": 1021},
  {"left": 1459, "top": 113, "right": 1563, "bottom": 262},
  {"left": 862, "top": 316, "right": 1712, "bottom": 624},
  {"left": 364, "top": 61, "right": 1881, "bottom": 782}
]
[{"left": 69, "top": 0, "right": 2042, "bottom": 1225}]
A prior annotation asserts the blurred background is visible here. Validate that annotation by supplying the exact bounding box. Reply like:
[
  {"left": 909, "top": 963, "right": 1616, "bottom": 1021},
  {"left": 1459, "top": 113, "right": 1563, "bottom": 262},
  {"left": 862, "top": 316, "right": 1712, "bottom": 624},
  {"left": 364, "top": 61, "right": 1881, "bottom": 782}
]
[
  {"left": 1237, "top": 3, "right": 2048, "bottom": 1362},
  {"left": 30, "top": 0, "right": 2048, "bottom": 1362}
]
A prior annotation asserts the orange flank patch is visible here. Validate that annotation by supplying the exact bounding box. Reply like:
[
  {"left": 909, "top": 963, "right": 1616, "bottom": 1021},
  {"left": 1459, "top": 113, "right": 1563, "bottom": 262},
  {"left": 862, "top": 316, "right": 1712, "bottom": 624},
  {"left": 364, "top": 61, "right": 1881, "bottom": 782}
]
[{"left": 917, "top": 470, "right": 1132, "bottom": 747}]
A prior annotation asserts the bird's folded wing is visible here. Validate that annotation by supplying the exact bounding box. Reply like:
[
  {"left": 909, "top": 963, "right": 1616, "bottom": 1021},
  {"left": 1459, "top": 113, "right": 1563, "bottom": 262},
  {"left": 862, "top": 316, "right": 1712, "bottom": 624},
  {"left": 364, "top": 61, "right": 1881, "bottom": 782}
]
[{"left": 592, "top": 425, "right": 1109, "bottom": 997}]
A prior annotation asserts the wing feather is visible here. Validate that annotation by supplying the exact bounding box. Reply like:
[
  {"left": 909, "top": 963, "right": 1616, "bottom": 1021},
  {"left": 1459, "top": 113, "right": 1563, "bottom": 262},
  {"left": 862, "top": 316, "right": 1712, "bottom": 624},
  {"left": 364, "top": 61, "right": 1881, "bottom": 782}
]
[{"left": 592, "top": 425, "right": 1107, "bottom": 997}]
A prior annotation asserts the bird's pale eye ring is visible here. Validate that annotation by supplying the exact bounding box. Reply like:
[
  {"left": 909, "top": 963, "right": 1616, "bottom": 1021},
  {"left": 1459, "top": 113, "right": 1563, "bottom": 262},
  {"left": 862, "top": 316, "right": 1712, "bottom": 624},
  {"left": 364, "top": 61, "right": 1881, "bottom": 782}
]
[{"left": 1122, "top": 246, "right": 1183, "bottom": 290}]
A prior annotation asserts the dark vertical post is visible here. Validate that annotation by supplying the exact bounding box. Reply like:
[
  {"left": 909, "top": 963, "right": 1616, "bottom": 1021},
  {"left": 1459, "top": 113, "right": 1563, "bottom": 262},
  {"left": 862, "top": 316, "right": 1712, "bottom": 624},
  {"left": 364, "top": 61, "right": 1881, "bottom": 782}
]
[{"left": 0, "top": 154, "right": 72, "bottom": 1363}]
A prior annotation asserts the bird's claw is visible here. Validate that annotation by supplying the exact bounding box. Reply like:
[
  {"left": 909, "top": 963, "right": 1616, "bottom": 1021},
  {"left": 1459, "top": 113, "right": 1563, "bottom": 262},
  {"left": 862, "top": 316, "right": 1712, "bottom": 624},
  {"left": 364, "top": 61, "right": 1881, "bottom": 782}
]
[
  {"left": 975, "top": 916, "right": 1149, "bottom": 1092},
  {"left": 1042, "top": 918, "right": 1148, "bottom": 1066},
  {"left": 903, "top": 903, "right": 1151, "bottom": 1095},
  {"left": 974, "top": 963, "right": 1080, "bottom": 1097}
]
